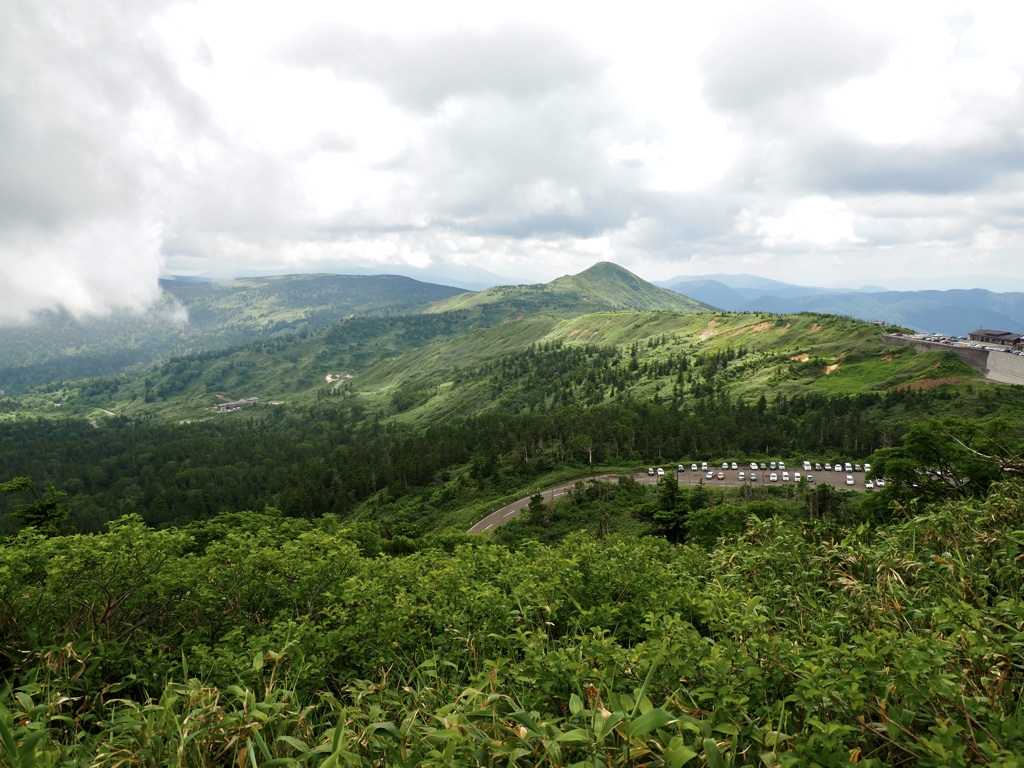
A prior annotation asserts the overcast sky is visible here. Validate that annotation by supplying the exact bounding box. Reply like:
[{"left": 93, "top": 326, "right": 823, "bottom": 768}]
[{"left": 3, "top": 0, "right": 1024, "bottom": 323}]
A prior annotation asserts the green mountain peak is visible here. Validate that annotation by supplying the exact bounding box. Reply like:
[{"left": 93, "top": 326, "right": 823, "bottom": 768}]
[
  {"left": 428, "top": 261, "right": 707, "bottom": 316},
  {"left": 548, "top": 262, "right": 655, "bottom": 300}
]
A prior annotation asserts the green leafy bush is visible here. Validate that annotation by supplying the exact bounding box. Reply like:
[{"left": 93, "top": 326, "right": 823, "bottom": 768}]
[{"left": 1, "top": 484, "right": 1023, "bottom": 764}]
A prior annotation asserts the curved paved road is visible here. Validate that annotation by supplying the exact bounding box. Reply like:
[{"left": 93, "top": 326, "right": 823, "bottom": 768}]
[
  {"left": 468, "top": 466, "right": 872, "bottom": 534},
  {"left": 468, "top": 473, "right": 637, "bottom": 534}
]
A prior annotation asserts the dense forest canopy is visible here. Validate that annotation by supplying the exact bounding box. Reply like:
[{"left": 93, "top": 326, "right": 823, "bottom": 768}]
[{"left": 1, "top": 384, "right": 1016, "bottom": 534}]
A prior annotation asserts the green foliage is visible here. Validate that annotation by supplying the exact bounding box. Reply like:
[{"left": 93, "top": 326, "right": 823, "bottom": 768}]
[
  {"left": 494, "top": 478, "right": 653, "bottom": 547},
  {"left": 651, "top": 475, "right": 688, "bottom": 543},
  {"left": 870, "top": 417, "right": 1014, "bottom": 508},
  {"left": 0, "top": 477, "right": 68, "bottom": 537},
  {"left": 1, "top": 485, "right": 1023, "bottom": 764},
  {"left": 684, "top": 503, "right": 749, "bottom": 548}
]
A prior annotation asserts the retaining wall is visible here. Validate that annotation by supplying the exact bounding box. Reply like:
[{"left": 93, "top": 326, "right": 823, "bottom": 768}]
[
  {"left": 881, "top": 334, "right": 1024, "bottom": 385},
  {"left": 985, "top": 350, "right": 1024, "bottom": 386}
]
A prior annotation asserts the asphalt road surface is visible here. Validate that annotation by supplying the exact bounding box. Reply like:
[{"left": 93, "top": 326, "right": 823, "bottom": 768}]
[{"left": 468, "top": 466, "right": 873, "bottom": 534}]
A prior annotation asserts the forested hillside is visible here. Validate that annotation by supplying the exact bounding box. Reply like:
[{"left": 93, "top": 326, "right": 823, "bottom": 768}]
[
  {"left": 4, "top": 305, "right": 978, "bottom": 428},
  {"left": 0, "top": 310, "right": 1003, "bottom": 534},
  {"left": 0, "top": 389, "right": 913, "bottom": 532},
  {"left": 2, "top": 267, "right": 1023, "bottom": 765}
]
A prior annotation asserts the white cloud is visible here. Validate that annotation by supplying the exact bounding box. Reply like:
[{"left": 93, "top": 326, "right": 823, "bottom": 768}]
[
  {"left": 823, "top": 10, "right": 1023, "bottom": 145},
  {"left": 4, "top": 0, "right": 1024, "bottom": 324},
  {"left": 700, "top": 1, "right": 892, "bottom": 114},
  {"left": 743, "top": 197, "right": 861, "bottom": 247},
  {"left": 0, "top": 216, "right": 165, "bottom": 324}
]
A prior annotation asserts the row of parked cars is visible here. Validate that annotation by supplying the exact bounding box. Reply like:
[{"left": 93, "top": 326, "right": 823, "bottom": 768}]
[
  {"left": 668, "top": 459, "right": 872, "bottom": 473},
  {"left": 646, "top": 459, "right": 883, "bottom": 488},
  {"left": 900, "top": 332, "right": 1024, "bottom": 355}
]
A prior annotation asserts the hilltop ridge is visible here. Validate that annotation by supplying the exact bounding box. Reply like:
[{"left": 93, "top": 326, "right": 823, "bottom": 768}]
[{"left": 427, "top": 261, "right": 708, "bottom": 317}]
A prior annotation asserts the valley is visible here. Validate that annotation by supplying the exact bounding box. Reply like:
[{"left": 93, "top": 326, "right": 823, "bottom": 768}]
[
  {"left": 2, "top": 263, "right": 1024, "bottom": 765},
  {"left": 0, "top": 263, "right": 1006, "bottom": 537},
  {"left": 468, "top": 463, "right": 875, "bottom": 534}
]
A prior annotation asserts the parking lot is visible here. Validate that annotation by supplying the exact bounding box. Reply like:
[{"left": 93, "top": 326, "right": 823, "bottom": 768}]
[
  {"left": 651, "top": 461, "right": 878, "bottom": 491},
  {"left": 893, "top": 332, "right": 1022, "bottom": 354}
]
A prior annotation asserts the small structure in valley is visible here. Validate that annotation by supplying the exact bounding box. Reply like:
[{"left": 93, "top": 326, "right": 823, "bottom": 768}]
[{"left": 213, "top": 396, "right": 260, "bottom": 412}]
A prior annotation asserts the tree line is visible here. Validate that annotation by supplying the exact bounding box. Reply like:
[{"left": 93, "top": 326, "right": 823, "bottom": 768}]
[{"left": 2, "top": 382, "right": 1018, "bottom": 534}]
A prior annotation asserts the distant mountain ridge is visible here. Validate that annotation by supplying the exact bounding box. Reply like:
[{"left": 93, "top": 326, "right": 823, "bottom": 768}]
[
  {"left": 8, "top": 261, "right": 1015, "bottom": 407},
  {"left": 0, "top": 264, "right": 705, "bottom": 395},
  {"left": 658, "top": 273, "right": 887, "bottom": 297},
  {"left": 664, "top": 275, "right": 1024, "bottom": 336},
  {"left": 0, "top": 274, "right": 467, "bottom": 393},
  {"left": 194, "top": 263, "right": 507, "bottom": 292}
]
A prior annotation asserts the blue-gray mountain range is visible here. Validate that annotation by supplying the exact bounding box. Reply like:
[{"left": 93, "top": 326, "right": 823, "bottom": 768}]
[{"left": 658, "top": 274, "right": 1024, "bottom": 337}]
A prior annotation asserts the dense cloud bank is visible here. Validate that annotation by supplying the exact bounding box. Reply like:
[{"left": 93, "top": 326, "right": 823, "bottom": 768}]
[{"left": 3, "top": 1, "right": 1024, "bottom": 323}]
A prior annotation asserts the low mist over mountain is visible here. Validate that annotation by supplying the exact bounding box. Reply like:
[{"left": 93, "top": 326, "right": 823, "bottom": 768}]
[
  {"left": 0, "top": 274, "right": 467, "bottom": 393},
  {"left": 665, "top": 275, "right": 1024, "bottom": 336}
]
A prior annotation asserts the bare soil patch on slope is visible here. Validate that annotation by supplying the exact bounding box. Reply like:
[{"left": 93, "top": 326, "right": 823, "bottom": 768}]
[{"left": 897, "top": 377, "right": 965, "bottom": 391}]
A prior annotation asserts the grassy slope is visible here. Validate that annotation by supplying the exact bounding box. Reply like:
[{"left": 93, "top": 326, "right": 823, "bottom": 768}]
[
  {"left": 427, "top": 262, "right": 708, "bottom": 316},
  {"left": 355, "top": 316, "right": 561, "bottom": 425},
  {"left": 350, "top": 310, "right": 983, "bottom": 428},
  {"left": 672, "top": 312, "right": 980, "bottom": 397},
  {"left": 5, "top": 305, "right": 984, "bottom": 425}
]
